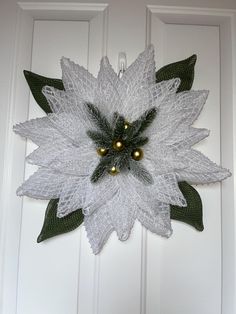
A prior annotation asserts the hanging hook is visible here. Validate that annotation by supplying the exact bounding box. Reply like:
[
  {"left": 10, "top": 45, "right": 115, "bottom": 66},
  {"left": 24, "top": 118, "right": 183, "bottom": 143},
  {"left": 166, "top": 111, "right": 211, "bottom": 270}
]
[{"left": 118, "top": 52, "right": 127, "bottom": 78}]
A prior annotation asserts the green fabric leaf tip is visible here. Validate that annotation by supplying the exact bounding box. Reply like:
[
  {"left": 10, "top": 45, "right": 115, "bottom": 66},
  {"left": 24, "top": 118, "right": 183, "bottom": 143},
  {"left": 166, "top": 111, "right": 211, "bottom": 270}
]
[
  {"left": 37, "top": 199, "right": 84, "bottom": 243},
  {"left": 23, "top": 70, "right": 64, "bottom": 114},
  {"left": 156, "top": 54, "right": 197, "bottom": 93},
  {"left": 171, "top": 182, "right": 204, "bottom": 232}
]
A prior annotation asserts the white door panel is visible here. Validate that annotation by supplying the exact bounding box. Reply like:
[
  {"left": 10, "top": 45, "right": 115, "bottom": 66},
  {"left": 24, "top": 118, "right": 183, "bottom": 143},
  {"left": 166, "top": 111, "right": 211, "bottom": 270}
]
[
  {"left": 17, "top": 20, "right": 89, "bottom": 314},
  {"left": 146, "top": 23, "right": 221, "bottom": 314},
  {"left": 0, "top": 2, "right": 235, "bottom": 314}
]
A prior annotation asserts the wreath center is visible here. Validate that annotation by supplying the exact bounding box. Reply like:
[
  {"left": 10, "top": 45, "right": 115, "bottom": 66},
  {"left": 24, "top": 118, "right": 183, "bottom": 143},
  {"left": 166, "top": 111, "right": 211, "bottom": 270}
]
[{"left": 86, "top": 103, "right": 156, "bottom": 183}]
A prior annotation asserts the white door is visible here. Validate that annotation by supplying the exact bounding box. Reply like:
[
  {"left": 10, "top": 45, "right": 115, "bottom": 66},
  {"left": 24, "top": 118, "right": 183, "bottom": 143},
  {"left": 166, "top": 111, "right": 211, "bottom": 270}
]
[{"left": 0, "top": 1, "right": 235, "bottom": 314}]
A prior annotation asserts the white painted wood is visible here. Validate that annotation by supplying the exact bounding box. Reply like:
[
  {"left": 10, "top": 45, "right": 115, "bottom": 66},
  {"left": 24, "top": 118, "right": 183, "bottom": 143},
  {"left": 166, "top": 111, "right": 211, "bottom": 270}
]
[
  {"left": 147, "top": 21, "right": 222, "bottom": 314},
  {"left": 0, "top": 2, "right": 236, "bottom": 314},
  {"left": 0, "top": 3, "right": 108, "bottom": 314},
  {"left": 17, "top": 20, "right": 89, "bottom": 314}
]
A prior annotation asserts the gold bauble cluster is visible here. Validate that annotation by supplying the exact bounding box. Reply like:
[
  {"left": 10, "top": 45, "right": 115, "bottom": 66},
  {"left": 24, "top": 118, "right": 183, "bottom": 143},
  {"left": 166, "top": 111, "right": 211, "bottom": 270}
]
[{"left": 96, "top": 120, "right": 144, "bottom": 176}]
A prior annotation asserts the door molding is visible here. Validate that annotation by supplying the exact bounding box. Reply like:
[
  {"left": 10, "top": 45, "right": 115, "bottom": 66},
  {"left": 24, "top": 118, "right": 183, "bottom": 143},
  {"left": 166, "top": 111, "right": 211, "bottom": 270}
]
[
  {"left": 146, "top": 6, "right": 236, "bottom": 314},
  {"left": 0, "top": 3, "right": 108, "bottom": 314}
]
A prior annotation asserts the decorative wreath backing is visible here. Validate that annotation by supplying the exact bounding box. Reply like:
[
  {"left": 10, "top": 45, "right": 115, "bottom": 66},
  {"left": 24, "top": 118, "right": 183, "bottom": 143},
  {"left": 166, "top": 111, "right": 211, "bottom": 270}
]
[{"left": 14, "top": 45, "right": 230, "bottom": 254}]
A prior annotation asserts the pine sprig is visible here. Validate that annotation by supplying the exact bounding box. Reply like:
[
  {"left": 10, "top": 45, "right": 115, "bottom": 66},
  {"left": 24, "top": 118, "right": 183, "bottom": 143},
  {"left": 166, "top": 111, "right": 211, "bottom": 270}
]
[
  {"left": 87, "top": 105, "right": 156, "bottom": 184},
  {"left": 124, "top": 107, "right": 157, "bottom": 139},
  {"left": 127, "top": 136, "right": 148, "bottom": 147},
  {"left": 133, "top": 107, "right": 157, "bottom": 136},
  {"left": 91, "top": 155, "right": 114, "bottom": 183},
  {"left": 129, "top": 160, "right": 153, "bottom": 185},
  {"left": 115, "top": 152, "right": 130, "bottom": 170},
  {"left": 113, "top": 115, "right": 125, "bottom": 139},
  {"left": 85, "top": 103, "right": 112, "bottom": 137},
  {"left": 87, "top": 130, "right": 111, "bottom": 147}
]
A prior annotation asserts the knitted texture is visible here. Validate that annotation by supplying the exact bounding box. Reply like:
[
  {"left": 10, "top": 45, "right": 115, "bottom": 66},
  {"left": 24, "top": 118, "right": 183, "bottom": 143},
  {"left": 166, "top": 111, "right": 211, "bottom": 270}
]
[
  {"left": 15, "top": 45, "right": 230, "bottom": 254},
  {"left": 156, "top": 54, "right": 196, "bottom": 93},
  {"left": 24, "top": 70, "right": 64, "bottom": 113},
  {"left": 37, "top": 199, "right": 84, "bottom": 242},
  {"left": 171, "top": 182, "right": 203, "bottom": 231}
]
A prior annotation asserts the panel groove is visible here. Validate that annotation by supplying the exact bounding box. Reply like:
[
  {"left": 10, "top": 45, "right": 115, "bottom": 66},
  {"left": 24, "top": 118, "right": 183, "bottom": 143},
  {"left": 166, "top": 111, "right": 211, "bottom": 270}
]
[
  {"left": 93, "top": 257, "right": 100, "bottom": 314},
  {"left": 140, "top": 228, "right": 147, "bottom": 314}
]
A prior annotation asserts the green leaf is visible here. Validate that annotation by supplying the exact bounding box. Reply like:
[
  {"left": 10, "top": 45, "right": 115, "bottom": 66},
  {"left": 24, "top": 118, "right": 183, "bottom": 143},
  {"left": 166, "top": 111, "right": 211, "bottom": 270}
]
[
  {"left": 170, "top": 182, "right": 204, "bottom": 231},
  {"left": 24, "top": 70, "right": 64, "bottom": 114},
  {"left": 156, "top": 54, "right": 197, "bottom": 93},
  {"left": 37, "top": 199, "right": 84, "bottom": 242}
]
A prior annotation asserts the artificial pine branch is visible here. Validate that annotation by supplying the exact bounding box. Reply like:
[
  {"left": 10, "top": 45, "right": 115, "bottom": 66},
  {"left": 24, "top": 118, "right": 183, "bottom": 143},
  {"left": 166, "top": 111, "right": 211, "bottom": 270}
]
[
  {"left": 91, "top": 155, "right": 114, "bottom": 183},
  {"left": 128, "top": 136, "right": 148, "bottom": 147},
  {"left": 129, "top": 159, "right": 153, "bottom": 185},
  {"left": 113, "top": 115, "right": 125, "bottom": 139},
  {"left": 85, "top": 103, "right": 112, "bottom": 137},
  {"left": 133, "top": 107, "right": 157, "bottom": 136},
  {"left": 87, "top": 130, "right": 111, "bottom": 147}
]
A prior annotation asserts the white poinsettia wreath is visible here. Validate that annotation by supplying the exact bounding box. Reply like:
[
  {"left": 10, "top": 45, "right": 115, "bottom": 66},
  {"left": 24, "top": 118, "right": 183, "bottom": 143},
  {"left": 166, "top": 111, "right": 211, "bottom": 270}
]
[{"left": 14, "top": 45, "right": 230, "bottom": 254}]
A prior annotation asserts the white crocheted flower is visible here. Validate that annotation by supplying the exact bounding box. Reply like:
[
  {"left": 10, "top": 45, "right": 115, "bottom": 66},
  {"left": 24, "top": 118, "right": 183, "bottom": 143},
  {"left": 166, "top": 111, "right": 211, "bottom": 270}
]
[{"left": 14, "top": 45, "right": 230, "bottom": 254}]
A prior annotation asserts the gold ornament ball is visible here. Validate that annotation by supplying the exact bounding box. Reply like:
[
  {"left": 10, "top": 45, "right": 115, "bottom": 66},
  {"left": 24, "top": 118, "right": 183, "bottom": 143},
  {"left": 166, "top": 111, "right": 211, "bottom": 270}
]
[
  {"left": 108, "top": 166, "right": 119, "bottom": 175},
  {"left": 124, "top": 121, "right": 131, "bottom": 130},
  {"left": 113, "top": 139, "right": 125, "bottom": 151},
  {"left": 97, "top": 147, "right": 108, "bottom": 157},
  {"left": 131, "top": 148, "right": 144, "bottom": 161}
]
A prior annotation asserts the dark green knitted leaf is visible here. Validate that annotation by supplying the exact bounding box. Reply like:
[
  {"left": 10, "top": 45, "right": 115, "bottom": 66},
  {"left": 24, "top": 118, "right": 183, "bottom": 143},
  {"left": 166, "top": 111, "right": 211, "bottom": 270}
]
[
  {"left": 24, "top": 70, "right": 64, "bottom": 114},
  {"left": 37, "top": 199, "right": 84, "bottom": 242},
  {"left": 171, "top": 182, "right": 204, "bottom": 231},
  {"left": 156, "top": 54, "right": 197, "bottom": 93}
]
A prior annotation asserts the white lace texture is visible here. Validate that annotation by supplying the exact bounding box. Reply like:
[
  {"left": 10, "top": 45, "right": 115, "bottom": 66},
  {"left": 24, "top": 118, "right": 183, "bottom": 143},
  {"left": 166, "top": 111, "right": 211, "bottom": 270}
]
[{"left": 14, "top": 44, "right": 231, "bottom": 254}]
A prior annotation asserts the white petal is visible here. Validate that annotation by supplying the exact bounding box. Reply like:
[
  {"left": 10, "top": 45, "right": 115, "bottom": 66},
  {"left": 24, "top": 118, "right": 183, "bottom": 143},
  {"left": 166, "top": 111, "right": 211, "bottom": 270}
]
[
  {"left": 47, "top": 112, "right": 88, "bottom": 145},
  {"left": 13, "top": 117, "right": 60, "bottom": 146},
  {"left": 137, "top": 202, "right": 172, "bottom": 237},
  {"left": 42, "top": 86, "right": 67, "bottom": 113},
  {"left": 83, "top": 175, "right": 119, "bottom": 215},
  {"left": 176, "top": 149, "right": 231, "bottom": 184},
  {"left": 51, "top": 146, "right": 98, "bottom": 176},
  {"left": 26, "top": 138, "right": 72, "bottom": 166},
  {"left": 120, "top": 79, "right": 180, "bottom": 121},
  {"left": 151, "top": 90, "right": 209, "bottom": 140},
  {"left": 42, "top": 86, "right": 91, "bottom": 129},
  {"left": 84, "top": 205, "right": 114, "bottom": 254},
  {"left": 154, "top": 173, "right": 186, "bottom": 206},
  {"left": 92, "top": 56, "right": 123, "bottom": 116},
  {"left": 57, "top": 176, "right": 86, "bottom": 218},
  {"left": 144, "top": 145, "right": 186, "bottom": 175},
  {"left": 106, "top": 188, "right": 137, "bottom": 241},
  {"left": 163, "top": 127, "right": 209, "bottom": 151},
  {"left": 60, "top": 57, "right": 97, "bottom": 101},
  {"left": 17, "top": 168, "right": 66, "bottom": 199},
  {"left": 121, "top": 45, "right": 155, "bottom": 92}
]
